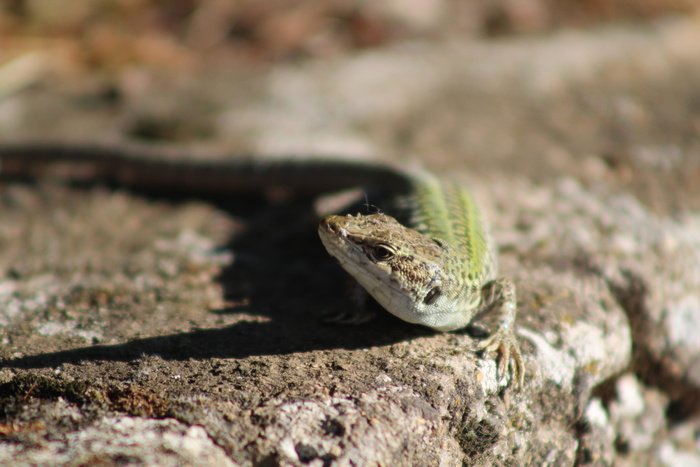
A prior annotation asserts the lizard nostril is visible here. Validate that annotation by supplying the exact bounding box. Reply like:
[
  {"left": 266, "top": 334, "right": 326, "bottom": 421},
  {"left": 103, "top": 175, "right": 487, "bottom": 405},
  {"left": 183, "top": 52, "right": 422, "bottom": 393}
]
[{"left": 320, "top": 215, "right": 342, "bottom": 233}]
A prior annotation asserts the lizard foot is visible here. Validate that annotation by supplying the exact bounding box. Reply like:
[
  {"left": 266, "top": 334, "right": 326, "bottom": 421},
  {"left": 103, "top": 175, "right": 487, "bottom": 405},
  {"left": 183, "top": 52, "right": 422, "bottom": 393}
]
[
  {"left": 477, "top": 330, "right": 525, "bottom": 389},
  {"left": 322, "top": 278, "right": 375, "bottom": 325},
  {"left": 322, "top": 307, "right": 376, "bottom": 325}
]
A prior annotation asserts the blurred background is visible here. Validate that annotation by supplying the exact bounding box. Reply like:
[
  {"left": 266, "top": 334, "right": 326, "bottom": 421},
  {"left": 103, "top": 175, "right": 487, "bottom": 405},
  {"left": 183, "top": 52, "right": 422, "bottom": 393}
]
[
  {"left": 2, "top": 0, "right": 696, "bottom": 66},
  {"left": 0, "top": 0, "right": 699, "bottom": 211}
]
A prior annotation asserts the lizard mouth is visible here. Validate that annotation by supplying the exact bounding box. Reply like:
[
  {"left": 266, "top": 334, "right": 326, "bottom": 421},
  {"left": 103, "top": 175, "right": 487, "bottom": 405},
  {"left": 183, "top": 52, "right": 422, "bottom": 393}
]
[{"left": 318, "top": 215, "right": 407, "bottom": 296}]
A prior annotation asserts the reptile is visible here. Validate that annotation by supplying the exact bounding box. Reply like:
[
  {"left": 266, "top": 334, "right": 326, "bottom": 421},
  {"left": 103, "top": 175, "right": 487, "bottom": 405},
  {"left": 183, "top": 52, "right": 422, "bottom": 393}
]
[{"left": 0, "top": 142, "right": 524, "bottom": 388}]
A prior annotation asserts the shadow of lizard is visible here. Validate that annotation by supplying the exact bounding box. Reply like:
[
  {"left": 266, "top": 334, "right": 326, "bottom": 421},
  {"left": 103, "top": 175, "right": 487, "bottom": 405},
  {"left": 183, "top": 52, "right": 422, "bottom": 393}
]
[{"left": 0, "top": 145, "right": 434, "bottom": 370}]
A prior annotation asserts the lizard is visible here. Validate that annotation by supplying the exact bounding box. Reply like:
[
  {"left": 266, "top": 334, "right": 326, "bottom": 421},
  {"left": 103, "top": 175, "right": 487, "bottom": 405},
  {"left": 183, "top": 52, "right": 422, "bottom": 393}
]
[{"left": 0, "top": 142, "right": 524, "bottom": 388}]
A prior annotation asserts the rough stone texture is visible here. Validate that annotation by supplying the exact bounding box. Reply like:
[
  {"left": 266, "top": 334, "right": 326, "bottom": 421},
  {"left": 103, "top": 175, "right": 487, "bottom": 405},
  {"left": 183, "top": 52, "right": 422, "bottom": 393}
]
[
  {"left": 0, "top": 15, "right": 699, "bottom": 467},
  {"left": 0, "top": 404, "right": 236, "bottom": 466}
]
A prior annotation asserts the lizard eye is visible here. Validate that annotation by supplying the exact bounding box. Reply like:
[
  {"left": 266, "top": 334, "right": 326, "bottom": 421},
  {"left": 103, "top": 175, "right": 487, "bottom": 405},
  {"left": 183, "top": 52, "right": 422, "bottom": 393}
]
[{"left": 371, "top": 245, "right": 394, "bottom": 261}]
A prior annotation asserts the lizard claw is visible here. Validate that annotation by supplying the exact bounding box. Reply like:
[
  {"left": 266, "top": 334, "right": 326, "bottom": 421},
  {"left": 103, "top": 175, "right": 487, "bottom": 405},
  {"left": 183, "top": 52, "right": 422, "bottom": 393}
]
[{"left": 477, "top": 331, "right": 524, "bottom": 389}]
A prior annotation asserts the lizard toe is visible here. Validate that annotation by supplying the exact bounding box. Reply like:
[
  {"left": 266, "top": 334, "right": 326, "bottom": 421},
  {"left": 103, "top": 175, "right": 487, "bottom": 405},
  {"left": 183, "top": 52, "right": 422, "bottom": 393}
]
[{"left": 477, "top": 333, "right": 524, "bottom": 390}]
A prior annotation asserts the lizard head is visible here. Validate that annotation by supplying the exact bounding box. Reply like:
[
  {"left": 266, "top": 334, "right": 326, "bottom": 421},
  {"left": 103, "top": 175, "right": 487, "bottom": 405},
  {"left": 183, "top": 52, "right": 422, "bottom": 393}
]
[{"left": 318, "top": 213, "right": 476, "bottom": 330}]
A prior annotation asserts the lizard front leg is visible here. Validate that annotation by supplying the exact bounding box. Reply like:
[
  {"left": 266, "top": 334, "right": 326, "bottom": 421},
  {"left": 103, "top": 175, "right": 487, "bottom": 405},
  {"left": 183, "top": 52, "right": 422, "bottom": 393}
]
[{"left": 475, "top": 278, "right": 524, "bottom": 388}]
